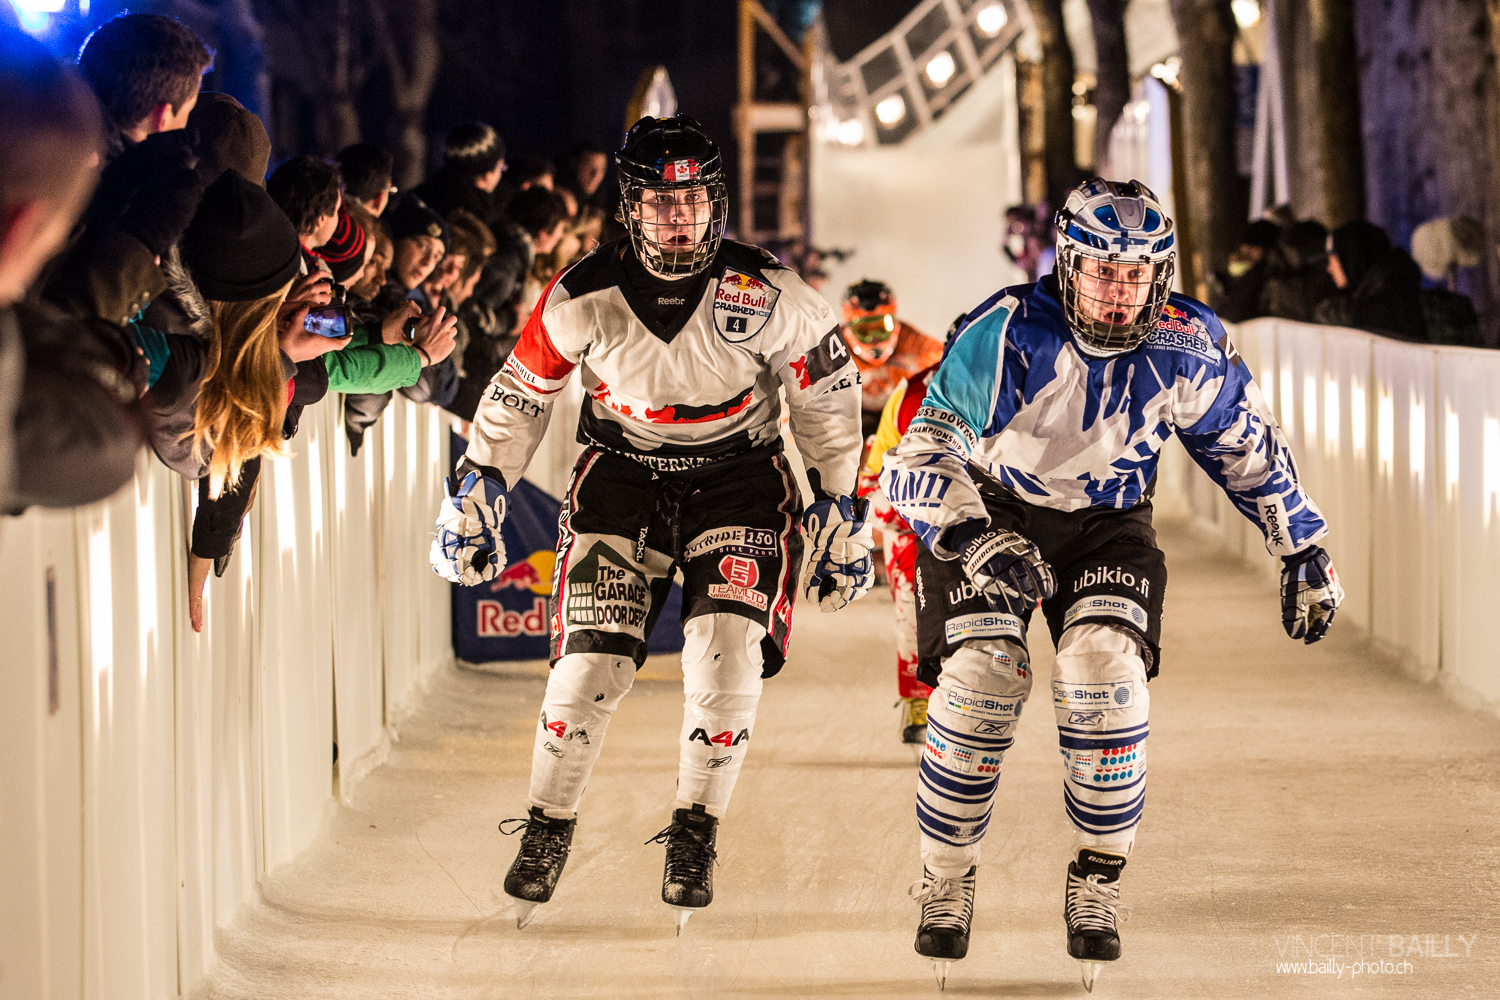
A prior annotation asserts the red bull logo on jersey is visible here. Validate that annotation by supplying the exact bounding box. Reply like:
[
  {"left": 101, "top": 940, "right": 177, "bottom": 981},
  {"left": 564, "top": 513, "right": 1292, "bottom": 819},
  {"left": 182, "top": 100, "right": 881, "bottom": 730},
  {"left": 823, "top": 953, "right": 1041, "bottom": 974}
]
[
  {"left": 491, "top": 549, "right": 556, "bottom": 594},
  {"left": 714, "top": 268, "right": 780, "bottom": 342}
]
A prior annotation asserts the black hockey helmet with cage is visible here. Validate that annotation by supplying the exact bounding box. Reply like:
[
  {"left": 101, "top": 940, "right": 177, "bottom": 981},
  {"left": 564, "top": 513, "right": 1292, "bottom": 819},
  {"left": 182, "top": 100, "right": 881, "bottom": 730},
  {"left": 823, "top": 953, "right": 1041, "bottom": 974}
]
[
  {"left": 616, "top": 114, "right": 729, "bottom": 277},
  {"left": 1053, "top": 177, "right": 1176, "bottom": 357}
]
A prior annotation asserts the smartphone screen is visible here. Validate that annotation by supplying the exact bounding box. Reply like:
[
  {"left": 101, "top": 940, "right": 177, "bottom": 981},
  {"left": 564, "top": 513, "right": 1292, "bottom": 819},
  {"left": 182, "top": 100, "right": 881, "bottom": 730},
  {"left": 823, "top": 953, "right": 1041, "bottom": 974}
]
[{"left": 304, "top": 306, "right": 348, "bottom": 339}]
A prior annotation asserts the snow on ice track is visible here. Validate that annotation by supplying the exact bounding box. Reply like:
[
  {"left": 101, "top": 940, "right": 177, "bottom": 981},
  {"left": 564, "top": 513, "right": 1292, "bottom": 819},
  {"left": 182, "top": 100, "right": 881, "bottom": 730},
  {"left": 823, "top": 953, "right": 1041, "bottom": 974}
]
[{"left": 205, "top": 522, "right": 1500, "bottom": 999}]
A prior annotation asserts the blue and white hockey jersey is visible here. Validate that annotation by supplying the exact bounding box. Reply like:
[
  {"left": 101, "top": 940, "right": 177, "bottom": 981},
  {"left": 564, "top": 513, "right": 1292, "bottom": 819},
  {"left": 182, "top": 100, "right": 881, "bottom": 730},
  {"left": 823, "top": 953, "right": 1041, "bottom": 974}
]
[{"left": 880, "top": 278, "right": 1328, "bottom": 559}]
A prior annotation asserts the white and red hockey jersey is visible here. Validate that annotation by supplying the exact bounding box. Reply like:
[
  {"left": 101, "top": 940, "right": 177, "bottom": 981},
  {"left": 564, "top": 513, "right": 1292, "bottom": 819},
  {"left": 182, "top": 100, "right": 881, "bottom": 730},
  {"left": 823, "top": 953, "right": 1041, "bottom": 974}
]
[{"left": 462, "top": 240, "right": 863, "bottom": 496}]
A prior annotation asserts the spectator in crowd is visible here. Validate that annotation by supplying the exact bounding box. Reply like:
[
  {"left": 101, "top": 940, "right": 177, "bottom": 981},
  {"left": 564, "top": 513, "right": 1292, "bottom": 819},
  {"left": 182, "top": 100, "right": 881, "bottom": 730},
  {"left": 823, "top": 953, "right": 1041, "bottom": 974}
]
[
  {"left": 189, "top": 93, "right": 271, "bottom": 185},
  {"left": 1002, "top": 204, "right": 1047, "bottom": 282},
  {"left": 313, "top": 206, "right": 367, "bottom": 286},
  {"left": 1209, "top": 218, "right": 1280, "bottom": 323},
  {"left": 44, "top": 14, "right": 213, "bottom": 328},
  {"left": 1260, "top": 219, "right": 1336, "bottom": 324},
  {"left": 267, "top": 156, "right": 343, "bottom": 259},
  {"left": 1, "top": 24, "right": 150, "bottom": 513},
  {"left": 494, "top": 153, "right": 554, "bottom": 215},
  {"left": 1314, "top": 220, "right": 1428, "bottom": 341},
  {"left": 414, "top": 121, "right": 506, "bottom": 227},
  {"left": 515, "top": 186, "right": 577, "bottom": 318},
  {"left": 1411, "top": 215, "right": 1483, "bottom": 347},
  {"left": 337, "top": 142, "right": 395, "bottom": 217},
  {"left": 344, "top": 201, "right": 392, "bottom": 304},
  {"left": 76, "top": 12, "right": 212, "bottom": 155}
]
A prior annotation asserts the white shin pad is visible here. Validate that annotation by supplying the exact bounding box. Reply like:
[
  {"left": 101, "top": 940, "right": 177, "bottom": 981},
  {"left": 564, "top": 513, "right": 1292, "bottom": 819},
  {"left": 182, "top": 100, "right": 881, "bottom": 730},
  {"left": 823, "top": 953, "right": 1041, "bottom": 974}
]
[
  {"left": 918, "top": 638, "right": 1033, "bottom": 876},
  {"left": 528, "top": 650, "right": 638, "bottom": 818},
  {"left": 676, "top": 614, "right": 766, "bottom": 818},
  {"left": 1053, "top": 623, "right": 1150, "bottom": 855}
]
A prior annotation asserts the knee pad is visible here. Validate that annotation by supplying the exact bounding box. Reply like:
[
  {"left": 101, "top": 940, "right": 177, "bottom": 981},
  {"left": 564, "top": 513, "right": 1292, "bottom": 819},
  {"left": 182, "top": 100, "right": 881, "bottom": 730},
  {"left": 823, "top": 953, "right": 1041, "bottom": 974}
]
[
  {"left": 530, "top": 651, "right": 637, "bottom": 816},
  {"left": 918, "top": 639, "right": 1032, "bottom": 856},
  {"left": 1053, "top": 624, "right": 1149, "bottom": 846}
]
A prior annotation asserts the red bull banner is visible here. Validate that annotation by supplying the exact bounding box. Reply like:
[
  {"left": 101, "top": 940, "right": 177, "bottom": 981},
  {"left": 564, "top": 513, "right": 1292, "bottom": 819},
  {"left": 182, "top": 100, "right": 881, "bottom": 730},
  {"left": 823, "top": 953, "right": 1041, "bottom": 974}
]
[{"left": 449, "top": 432, "right": 685, "bottom": 662}]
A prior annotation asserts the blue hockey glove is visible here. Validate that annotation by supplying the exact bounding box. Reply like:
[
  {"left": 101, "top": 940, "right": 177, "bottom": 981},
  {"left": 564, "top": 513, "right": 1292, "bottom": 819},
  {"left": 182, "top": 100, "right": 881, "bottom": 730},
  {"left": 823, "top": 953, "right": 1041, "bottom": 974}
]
[
  {"left": 800, "top": 495, "right": 875, "bottom": 612},
  {"left": 430, "top": 472, "right": 508, "bottom": 586},
  {"left": 955, "top": 522, "right": 1056, "bottom": 615},
  {"left": 1281, "top": 545, "right": 1342, "bottom": 643}
]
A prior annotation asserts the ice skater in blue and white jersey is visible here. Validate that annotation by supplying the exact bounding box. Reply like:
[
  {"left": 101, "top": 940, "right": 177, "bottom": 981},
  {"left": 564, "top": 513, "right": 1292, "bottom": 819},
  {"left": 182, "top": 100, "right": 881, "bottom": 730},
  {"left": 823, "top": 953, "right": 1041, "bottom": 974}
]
[{"left": 881, "top": 178, "right": 1344, "bottom": 991}]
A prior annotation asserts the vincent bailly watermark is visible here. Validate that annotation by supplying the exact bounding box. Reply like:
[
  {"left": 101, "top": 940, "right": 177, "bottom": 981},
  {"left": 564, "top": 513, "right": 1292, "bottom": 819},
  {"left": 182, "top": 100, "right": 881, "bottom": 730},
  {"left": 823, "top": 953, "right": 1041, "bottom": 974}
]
[{"left": 1272, "top": 932, "right": 1478, "bottom": 979}]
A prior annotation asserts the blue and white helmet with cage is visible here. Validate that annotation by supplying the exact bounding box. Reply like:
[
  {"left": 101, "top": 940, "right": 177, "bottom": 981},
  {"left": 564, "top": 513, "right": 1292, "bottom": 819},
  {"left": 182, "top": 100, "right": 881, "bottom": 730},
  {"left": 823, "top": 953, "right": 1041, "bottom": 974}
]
[{"left": 1053, "top": 178, "right": 1176, "bottom": 356}]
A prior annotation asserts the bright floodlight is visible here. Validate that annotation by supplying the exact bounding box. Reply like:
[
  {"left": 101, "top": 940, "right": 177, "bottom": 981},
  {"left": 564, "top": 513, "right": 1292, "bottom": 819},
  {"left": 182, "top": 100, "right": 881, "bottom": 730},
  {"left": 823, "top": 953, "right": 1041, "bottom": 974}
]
[
  {"left": 1149, "top": 57, "right": 1181, "bottom": 89},
  {"left": 1231, "top": 0, "right": 1260, "bottom": 27},
  {"left": 976, "top": 3, "right": 1008, "bottom": 36},
  {"left": 14, "top": 0, "right": 66, "bottom": 10},
  {"left": 925, "top": 51, "right": 956, "bottom": 87},
  {"left": 836, "top": 118, "right": 866, "bottom": 145},
  {"left": 875, "top": 94, "right": 907, "bottom": 126}
]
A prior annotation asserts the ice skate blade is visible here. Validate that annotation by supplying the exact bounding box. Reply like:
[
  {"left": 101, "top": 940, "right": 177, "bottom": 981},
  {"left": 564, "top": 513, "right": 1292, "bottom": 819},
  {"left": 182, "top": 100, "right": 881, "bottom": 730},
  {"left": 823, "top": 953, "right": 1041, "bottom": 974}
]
[
  {"left": 929, "top": 958, "right": 951, "bottom": 990},
  {"left": 508, "top": 896, "right": 541, "bottom": 930},
  {"left": 1079, "top": 960, "right": 1106, "bottom": 993},
  {"left": 668, "top": 905, "right": 699, "bottom": 936}
]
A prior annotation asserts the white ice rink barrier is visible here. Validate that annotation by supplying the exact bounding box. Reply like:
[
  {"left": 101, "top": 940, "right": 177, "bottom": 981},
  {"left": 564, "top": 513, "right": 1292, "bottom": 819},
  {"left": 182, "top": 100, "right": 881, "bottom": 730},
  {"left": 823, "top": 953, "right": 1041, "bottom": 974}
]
[
  {"left": 0, "top": 395, "right": 451, "bottom": 1000},
  {"left": 1160, "top": 317, "right": 1500, "bottom": 714}
]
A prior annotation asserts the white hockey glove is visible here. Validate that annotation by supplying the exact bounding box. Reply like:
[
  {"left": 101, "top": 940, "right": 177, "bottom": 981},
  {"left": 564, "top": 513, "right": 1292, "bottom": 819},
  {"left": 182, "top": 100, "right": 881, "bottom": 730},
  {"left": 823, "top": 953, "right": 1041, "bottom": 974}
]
[
  {"left": 800, "top": 495, "right": 875, "bottom": 613},
  {"left": 1281, "top": 545, "right": 1342, "bottom": 644},
  {"left": 430, "top": 471, "right": 508, "bottom": 586},
  {"left": 953, "top": 522, "right": 1056, "bottom": 615}
]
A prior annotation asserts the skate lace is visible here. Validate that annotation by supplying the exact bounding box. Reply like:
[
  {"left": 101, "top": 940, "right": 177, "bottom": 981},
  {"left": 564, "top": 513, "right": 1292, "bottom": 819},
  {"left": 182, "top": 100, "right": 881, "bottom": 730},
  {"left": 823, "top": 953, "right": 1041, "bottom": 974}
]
[
  {"left": 908, "top": 870, "right": 975, "bottom": 932},
  {"left": 1066, "top": 871, "right": 1133, "bottom": 933},
  {"left": 645, "top": 823, "right": 719, "bottom": 883},
  {"left": 499, "top": 817, "right": 571, "bottom": 871}
]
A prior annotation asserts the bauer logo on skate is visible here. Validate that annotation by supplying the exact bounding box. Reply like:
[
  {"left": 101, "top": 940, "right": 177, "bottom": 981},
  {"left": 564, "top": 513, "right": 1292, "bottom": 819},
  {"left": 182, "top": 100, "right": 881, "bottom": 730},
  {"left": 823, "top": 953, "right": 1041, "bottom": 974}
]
[
  {"left": 1053, "top": 681, "right": 1135, "bottom": 710},
  {"left": 713, "top": 268, "right": 780, "bottom": 342},
  {"left": 945, "top": 611, "right": 1024, "bottom": 643},
  {"left": 945, "top": 686, "right": 1025, "bottom": 720},
  {"left": 1062, "top": 595, "right": 1148, "bottom": 630},
  {"left": 476, "top": 597, "right": 549, "bottom": 637}
]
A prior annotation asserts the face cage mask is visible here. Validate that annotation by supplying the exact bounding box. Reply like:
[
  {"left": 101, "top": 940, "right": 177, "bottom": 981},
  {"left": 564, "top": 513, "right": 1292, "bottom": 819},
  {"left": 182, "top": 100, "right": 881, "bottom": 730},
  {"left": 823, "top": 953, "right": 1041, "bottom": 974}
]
[
  {"left": 622, "top": 181, "right": 729, "bottom": 277},
  {"left": 1056, "top": 249, "right": 1175, "bottom": 356}
]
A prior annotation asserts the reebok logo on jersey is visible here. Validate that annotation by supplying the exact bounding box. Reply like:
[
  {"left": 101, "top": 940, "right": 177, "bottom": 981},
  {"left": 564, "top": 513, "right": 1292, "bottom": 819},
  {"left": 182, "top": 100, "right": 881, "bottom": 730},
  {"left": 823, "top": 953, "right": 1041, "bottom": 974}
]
[
  {"left": 707, "top": 755, "right": 732, "bottom": 768},
  {"left": 973, "top": 720, "right": 1011, "bottom": 736},
  {"left": 1257, "top": 495, "right": 1296, "bottom": 554},
  {"left": 656, "top": 296, "right": 686, "bottom": 306}
]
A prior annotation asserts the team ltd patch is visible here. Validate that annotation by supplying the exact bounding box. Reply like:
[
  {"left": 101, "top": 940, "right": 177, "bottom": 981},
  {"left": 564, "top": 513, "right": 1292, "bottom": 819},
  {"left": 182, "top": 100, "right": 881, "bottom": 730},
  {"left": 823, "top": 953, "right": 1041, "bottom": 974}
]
[
  {"left": 564, "top": 542, "right": 651, "bottom": 632},
  {"left": 1062, "top": 594, "right": 1149, "bottom": 631},
  {"left": 945, "top": 686, "right": 1026, "bottom": 721},
  {"left": 714, "top": 268, "right": 780, "bottom": 342},
  {"left": 707, "top": 554, "right": 768, "bottom": 610},
  {"left": 685, "top": 525, "right": 779, "bottom": 561},
  {"left": 945, "top": 611, "right": 1024, "bottom": 644},
  {"left": 1053, "top": 681, "right": 1135, "bottom": 711}
]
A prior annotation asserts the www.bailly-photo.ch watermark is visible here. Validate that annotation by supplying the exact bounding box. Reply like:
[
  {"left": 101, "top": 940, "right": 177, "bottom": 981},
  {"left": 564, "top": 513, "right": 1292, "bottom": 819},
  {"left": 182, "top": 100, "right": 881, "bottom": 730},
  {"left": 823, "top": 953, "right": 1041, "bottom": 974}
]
[{"left": 1271, "top": 933, "right": 1479, "bottom": 979}]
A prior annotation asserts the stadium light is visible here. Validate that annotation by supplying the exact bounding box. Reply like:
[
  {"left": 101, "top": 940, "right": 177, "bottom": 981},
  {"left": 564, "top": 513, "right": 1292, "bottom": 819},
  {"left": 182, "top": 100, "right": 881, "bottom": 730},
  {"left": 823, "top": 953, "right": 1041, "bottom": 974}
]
[
  {"left": 976, "top": 3, "right": 1008, "bottom": 37},
  {"left": 875, "top": 94, "right": 907, "bottom": 126},
  {"left": 1231, "top": 0, "right": 1261, "bottom": 28},
  {"left": 836, "top": 118, "right": 866, "bottom": 145},
  {"left": 925, "top": 51, "right": 956, "bottom": 87}
]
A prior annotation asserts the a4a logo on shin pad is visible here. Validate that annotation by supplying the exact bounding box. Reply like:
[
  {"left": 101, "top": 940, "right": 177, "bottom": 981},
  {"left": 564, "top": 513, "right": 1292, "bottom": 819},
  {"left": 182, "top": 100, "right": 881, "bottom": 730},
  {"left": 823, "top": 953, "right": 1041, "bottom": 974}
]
[{"left": 688, "top": 728, "right": 751, "bottom": 747}]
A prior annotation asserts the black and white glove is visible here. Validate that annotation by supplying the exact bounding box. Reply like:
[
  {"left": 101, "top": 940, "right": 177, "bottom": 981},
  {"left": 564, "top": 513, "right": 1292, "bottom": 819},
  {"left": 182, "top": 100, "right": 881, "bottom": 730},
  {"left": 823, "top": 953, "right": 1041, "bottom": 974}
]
[
  {"left": 952, "top": 521, "right": 1056, "bottom": 615},
  {"left": 1281, "top": 545, "right": 1342, "bottom": 644},
  {"left": 800, "top": 495, "right": 875, "bottom": 612},
  {"left": 430, "top": 472, "right": 508, "bottom": 586}
]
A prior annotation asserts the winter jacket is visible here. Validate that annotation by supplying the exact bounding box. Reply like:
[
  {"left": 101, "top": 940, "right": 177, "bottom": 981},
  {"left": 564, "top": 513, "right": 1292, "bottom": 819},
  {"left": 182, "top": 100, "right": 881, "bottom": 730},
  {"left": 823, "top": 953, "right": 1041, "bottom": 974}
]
[
  {"left": 1313, "top": 247, "right": 1428, "bottom": 342},
  {"left": 5, "top": 300, "right": 149, "bottom": 513}
]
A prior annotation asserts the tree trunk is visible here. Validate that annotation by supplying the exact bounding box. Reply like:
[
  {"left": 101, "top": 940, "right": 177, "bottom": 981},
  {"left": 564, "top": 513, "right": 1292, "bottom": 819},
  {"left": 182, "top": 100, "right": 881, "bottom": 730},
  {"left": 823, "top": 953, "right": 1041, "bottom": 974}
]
[
  {"left": 372, "top": 0, "right": 441, "bottom": 189},
  {"left": 1309, "top": 0, "right": 1365, "bottom": 227},
  {"left": 1086, "top": 0, "right": 1129, "bottom": 174},
  {"left": 1169, "top": 0, "right": 1239, "bottom": 297},
  {"left": 1027, "top": 0, "right": 1083, "bottom": 211}
]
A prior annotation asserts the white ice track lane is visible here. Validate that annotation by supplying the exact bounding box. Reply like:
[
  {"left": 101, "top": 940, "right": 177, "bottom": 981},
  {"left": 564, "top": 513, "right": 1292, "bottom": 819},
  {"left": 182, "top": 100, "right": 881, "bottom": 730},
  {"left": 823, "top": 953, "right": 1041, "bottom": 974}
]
[{"left": 206, "top": 521, "right": 1500, "bottom": 999}]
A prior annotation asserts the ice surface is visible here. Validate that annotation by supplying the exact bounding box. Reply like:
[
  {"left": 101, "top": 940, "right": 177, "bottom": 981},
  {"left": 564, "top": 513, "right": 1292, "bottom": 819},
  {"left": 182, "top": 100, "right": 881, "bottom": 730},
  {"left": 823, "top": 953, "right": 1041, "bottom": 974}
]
[{"left": 205, "top": 522, "right": 1500, "bottom": 998}]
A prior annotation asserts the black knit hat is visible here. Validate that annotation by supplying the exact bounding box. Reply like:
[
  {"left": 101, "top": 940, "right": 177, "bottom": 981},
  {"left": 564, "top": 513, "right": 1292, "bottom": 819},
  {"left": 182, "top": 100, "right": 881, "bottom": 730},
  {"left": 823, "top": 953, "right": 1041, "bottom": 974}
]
[
  {"left": 385, "top": 193, "right": 450, "bottom": 252},
  {"left": 181, "top": 170, "right": 303, "bottom": 302}
]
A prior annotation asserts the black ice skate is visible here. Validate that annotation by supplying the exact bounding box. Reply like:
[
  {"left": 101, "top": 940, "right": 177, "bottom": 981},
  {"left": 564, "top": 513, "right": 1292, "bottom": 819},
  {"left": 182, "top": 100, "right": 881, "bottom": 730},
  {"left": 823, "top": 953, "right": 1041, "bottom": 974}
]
[
  {"left": 909, "top": 865, "right": 976, "bottom": 990},
  {"left": 498, "top": 807, "right": 576, "bottom": 929},
  {"left": 1064, "top": 848, "right": 1132, "bottom": 992},
  {"left": 646, "top": 806, "right": 718, "bottom": 935},
  {"left": 900, "top": 696, "right": 929, "bottom": 745}
]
